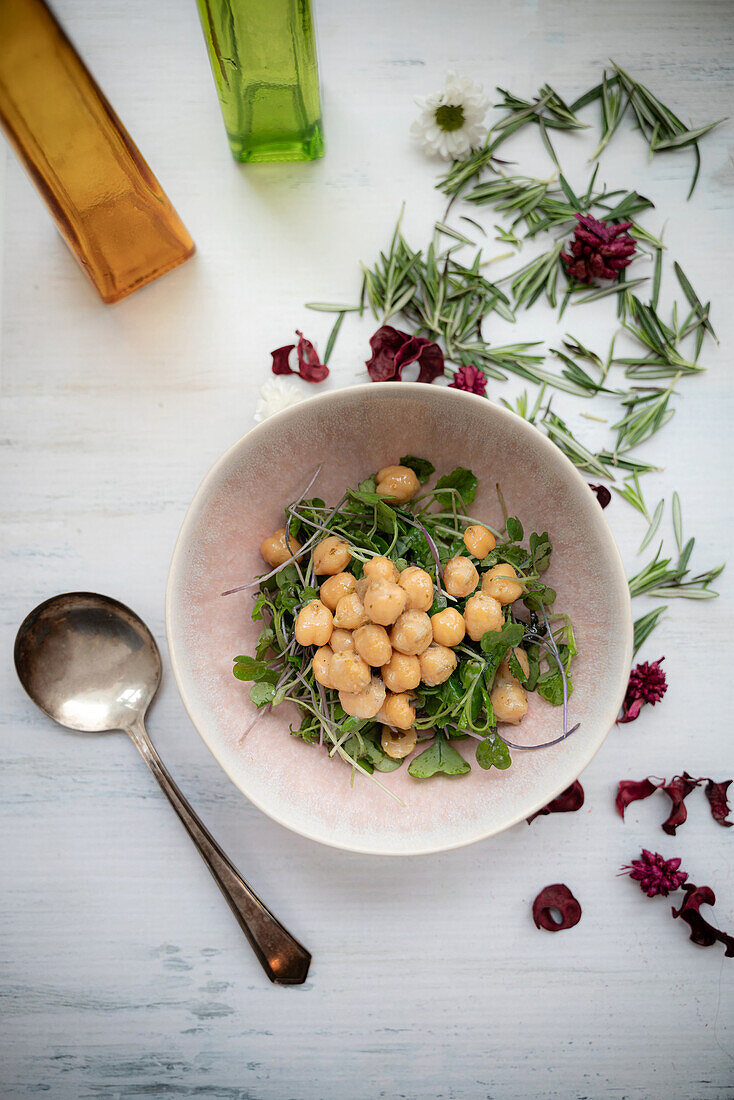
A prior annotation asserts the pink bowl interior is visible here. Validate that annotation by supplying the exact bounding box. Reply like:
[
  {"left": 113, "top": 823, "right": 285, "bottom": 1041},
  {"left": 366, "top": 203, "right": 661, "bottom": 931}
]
[{"left": 166, "top": 384, "right": 632, "bottom": 855}]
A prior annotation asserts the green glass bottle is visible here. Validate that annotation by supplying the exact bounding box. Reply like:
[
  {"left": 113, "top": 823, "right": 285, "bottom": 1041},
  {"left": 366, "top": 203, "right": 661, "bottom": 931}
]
[{"left": 196, "top": 0, "right": 324, "bottom": 164}]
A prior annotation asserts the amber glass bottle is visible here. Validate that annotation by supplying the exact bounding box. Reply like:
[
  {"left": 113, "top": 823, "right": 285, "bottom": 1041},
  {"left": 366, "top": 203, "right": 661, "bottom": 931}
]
[{"left": 0, "top": 0, "right": 195, "bottom": 303}]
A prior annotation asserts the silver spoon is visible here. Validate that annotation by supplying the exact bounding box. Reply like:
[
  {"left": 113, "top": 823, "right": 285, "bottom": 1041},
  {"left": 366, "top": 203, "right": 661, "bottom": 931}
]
[{"left": 14, "top": 591, "right": 311, "bottom": 986}]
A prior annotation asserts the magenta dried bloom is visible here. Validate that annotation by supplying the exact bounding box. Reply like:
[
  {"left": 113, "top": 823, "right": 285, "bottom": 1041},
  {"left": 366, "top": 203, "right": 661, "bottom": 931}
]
[
  {"left": 618, "top": 657, "right": 667, "bottom": 723},
  {"left": 561, "top": 213, "right": 636, "bottom": 284},
  {"left": 620, "top": 849, "right": 688, "bottom": 898},
  {"left": 366, "top": 325, "right": 444, "bottom": 384},
  {"left": 449, "top": 363, "right": 487, "bottom": 396}
]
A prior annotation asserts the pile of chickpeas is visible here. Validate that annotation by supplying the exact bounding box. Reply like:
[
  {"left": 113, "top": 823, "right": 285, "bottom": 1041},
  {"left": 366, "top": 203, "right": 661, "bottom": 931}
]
[{"left": 259, "top": 465, "right": 530, "bottom": 761}]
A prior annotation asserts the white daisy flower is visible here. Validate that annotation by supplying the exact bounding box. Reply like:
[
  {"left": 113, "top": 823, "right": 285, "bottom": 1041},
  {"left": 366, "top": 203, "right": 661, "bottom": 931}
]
[
  {"left": 254, "top": 378, "right": 305, "bottom": 422},
  {"left": 410, "top": 72, "right": 489, "bottom": 161}
]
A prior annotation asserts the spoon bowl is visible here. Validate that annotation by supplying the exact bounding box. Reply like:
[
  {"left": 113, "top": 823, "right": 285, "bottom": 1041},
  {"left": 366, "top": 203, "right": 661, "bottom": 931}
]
[
  {"left": 15, "top": 591, "right": 310, "bottom": 985},
  {"left": 15, "top": 592, "right": 161, "bottom": 733}
]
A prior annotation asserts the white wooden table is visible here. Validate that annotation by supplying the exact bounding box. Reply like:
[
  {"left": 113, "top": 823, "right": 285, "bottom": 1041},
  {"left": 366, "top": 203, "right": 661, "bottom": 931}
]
[{"left": 2, "top": 1, "right": 733, "bottom": 1096}]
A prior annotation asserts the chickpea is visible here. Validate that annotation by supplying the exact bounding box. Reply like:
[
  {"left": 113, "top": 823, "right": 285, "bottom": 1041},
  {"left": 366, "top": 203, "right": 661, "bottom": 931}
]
[
  {"left": 390, "top": 610, "right": 433, "bottom": 656},
  {"left": 381, "top": 651, "right": 421, "bottom": 693},
  {"left": 399, "top": 565, "right": 434, "bottom": 612},
  {"left": 482, "top": 562, "right": 524, "bottom": 605},
  {"left": 294, "top": 599, "right": 333, "bottom": 647},
  {"left": 376, "top": 465, "right": 421, "bottom": 503},
  {"left": 463, "top": 592, "right": 503, "bottom": 641},
  {"left": 313, "top": 535, "right": 352, "bottom": 576},
  {"left": 419, "top": 643, "right": 458, "bottom": 687},
  {"left": 340, "top": 676, "right": 386, "bottom": 720},
  {"left": 443, "top": 556, "right": 479, "bottom": 598},
  {"left": 430, "top": 606, "right": 466, "bottom": 648},
  {"left": 377, "top": 692, "right": 416, "bottom": 730},
  {"left": 329, "top": 651, "right": 371, "bottom": 693},
  {"left": 363, "top": 555, "right": 399, "bottom": 584},
  {"left": 381, "top": 724, "right": 418, "bottom": 760},
  {"left": 353, "top": 624, "right": 392, "bottom": 667},
  {"left": 355, "top": 576, "right": 370, "bottom": 600},
  {"left": 490, "top": 679, "right": 528, "bottom": 725},
  {"left": 329, "top": 628, "right": 354, "bottom": 654},
  {"left": 333, "top": 592, "right": 369, "bottom": 630},
  {"left": 312, "top": 646, "right": 335, "bottom": 689},
  {"left": 363, "top": 579, "right": 407, "bottom": 626},
  {"left": 260, "top": 527, "right": 302, "bottom": 568},
  {"left": 319, "top": 571, "right": 356, "bottom": 612},
  {"left": 464, "top": 524, "right": 496, "bottom": 559}
]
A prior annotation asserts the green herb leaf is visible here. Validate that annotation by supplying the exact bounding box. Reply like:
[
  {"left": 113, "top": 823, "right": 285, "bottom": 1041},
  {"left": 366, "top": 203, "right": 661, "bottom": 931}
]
[
  {"left": 476, "top": 734, "right": 512, "bottom": 770},
  {"left": 250, "top": 682, "right": 276, "bottom": 708},
  {"left": 399, "top": 455, "right": 436, "bottom": 483},
  {"left": 408, "top": 736, "right": 471, "bottom": 778},
  {"left": 435, "top": 467, "right": 478, "bottom": 508},
  {"left": 506, "top": 516, "right": 524, "bottom": 542}
]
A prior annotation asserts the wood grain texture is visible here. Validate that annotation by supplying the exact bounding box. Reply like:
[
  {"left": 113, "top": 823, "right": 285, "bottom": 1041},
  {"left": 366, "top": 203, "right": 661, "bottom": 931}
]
[{"left": 1, "top": 0, "right": 733, "bottom": 1096}]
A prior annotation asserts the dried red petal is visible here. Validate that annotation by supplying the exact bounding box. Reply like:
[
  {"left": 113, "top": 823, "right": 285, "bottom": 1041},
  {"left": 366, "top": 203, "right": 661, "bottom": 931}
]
[
  {"left": 366, "top": 325, "right": 444, "bottom": 384},
  {"left": 532, "top": 884, "right": 582, "bottom": 932},
  {"left": 661, "top": 772, "right": 701, "bottom": 836},
  {"left": 295, "top": 330, "right": 329, "bottom": 382},
  {"left": 672, "top": 884, "right": 734, "bottom": 957},
  {"left": 589, "top": 483, "right": 611, "bottom": 508},
  {"left": 271, "top": 343, "right": 296, "bottom": 375},
  {"left": 527, "top": 780, "right": 585, "bottom": 824},
  {"left": 366, "top": 325, "right": 410, "bottom": 381},
  {"left": 704, "top": 779, "right": 733, "bottom": 828},
  {"left": 616, "top": 777, "right": 663, "bottom": 819}
]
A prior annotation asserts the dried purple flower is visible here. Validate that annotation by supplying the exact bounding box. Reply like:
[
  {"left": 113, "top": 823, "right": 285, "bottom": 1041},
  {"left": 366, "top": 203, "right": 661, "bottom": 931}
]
[
  {"left": 271, "top": 330, "right": 329, "bottom": 383},
  {"left": 527, "top": 780, "right": 585, "bottom": 824},
  {"left": 588, "top": 483, "right": 611, "bottom": 508},
  {"left": 449, "top": 364, "right": 487, "bottom": 396},
  {"left": 561, "top": 213, "right": 636, "bottom": 284},
  {"left": 366, "top": 325, "right": 444, "bottom": 384},
  {"left": 532, "top": 883, "right": 582, "bottom": 932},
  {"left": 616, "top": 776, "right": 664, "bottom": 819},
  {"left": 660, "top": 772, "right": 700, "bottom": 836},
  {"left": 704, "top": 779, "right": 733, "bottom": 828},
  {"left": 618, "top": 657, "right": 667, "bottom": 723},
  {"left": 672, "top": 884, "right": 734, "bottom": 958},
  {"left": 620, "top": 849, "right": 688, "bottom": 898}
]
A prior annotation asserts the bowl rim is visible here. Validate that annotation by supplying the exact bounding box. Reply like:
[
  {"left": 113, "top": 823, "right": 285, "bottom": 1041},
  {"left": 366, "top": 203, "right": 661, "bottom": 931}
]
[{"left": 165, "top": 382, "right": 633, "bottom": 856}]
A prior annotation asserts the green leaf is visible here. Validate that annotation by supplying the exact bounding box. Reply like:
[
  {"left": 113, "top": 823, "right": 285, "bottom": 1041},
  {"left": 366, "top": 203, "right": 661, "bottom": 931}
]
[
  {"left": 408, "top": 737, "right": 471, "bottom": 778},
  {"left": 233, "top": 656, "right": 278, "bottom": 684},
  {"left": 255, "top": 627, "right": 275, "bottom": 660},
  {"left": 434, "top": 467, "right": 478, "bottom": 508},
  {"left": 480, "top": 621, "right": 525, "bottom": 654},
  {"left": 506, "top": 516, "right": 524, "bottom": 542},
  {"left": 250, "top": 682, "right": 276, "bottom": 707},
  {"left": 508, "top": 652, "right": 528, "bottom": 684},
  {"left": 399, "top": 455, "right": 436, "bottom": 484},
  {"left": 476, "top": 735, "right": 512, "bottom": 771},
  {"left": 536, "top": 666, "right": 570, "bottom": 706}
]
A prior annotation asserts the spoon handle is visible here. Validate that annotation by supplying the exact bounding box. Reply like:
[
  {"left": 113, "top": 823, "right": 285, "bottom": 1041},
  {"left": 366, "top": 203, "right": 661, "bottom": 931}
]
[{"left": 128, "top": 718, "right": 311, "bottom": 985}]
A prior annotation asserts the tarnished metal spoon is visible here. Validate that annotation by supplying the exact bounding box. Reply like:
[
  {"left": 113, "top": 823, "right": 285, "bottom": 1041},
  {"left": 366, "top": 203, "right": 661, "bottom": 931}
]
[{"left": 14, "top": 592, "right": 311, "bottom": 985}]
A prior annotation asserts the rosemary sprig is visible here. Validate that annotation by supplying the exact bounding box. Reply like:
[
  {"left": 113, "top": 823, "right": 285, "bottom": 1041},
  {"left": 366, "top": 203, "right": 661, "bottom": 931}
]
[
  {"left": 628, "top": 497, "right": 725, "bottom": 601},
  {"left": 613, "top": 472, "right": 650, "bottom": 517},
  {"left": 493, "top": 84, "right": 588, "bottom": 166},
  {"left": 633, "top": 605, "right": 668, "bottom": 656},
  {"left": 612, "top": 374, "right": 680, "bottom": 453}
]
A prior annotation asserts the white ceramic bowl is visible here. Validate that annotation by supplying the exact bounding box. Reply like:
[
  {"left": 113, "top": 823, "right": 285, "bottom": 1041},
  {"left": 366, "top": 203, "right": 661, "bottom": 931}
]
[{"left": 166, "top": 383, "right": 632, "bottom": 856}]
